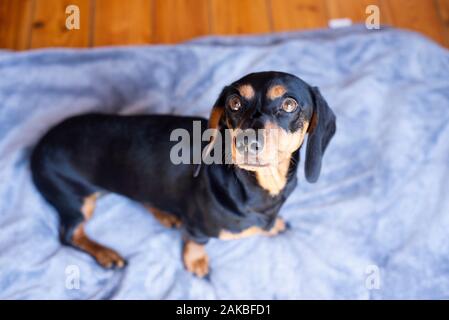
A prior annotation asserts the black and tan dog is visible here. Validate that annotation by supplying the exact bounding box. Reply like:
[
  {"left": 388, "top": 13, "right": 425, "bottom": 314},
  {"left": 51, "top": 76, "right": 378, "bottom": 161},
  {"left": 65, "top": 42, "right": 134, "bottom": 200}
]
[{"left": 30, "top": 71, "right": 336, "bottom": 277}]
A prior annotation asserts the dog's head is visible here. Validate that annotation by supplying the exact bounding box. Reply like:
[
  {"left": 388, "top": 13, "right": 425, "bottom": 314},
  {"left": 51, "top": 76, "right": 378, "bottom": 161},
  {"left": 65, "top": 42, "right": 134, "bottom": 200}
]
[{"left": 206, "top": 71, "right": 336, "bottom": 183}]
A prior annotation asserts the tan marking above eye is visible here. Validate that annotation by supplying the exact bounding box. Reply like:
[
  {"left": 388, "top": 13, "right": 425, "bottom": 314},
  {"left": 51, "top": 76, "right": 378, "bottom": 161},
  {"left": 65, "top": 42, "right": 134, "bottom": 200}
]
[
  {"left": 267, "top": 85, "right": 287, "bottom": 100},
  {"left": 237, "top": 84, "right": 255, "bottom": 100}
]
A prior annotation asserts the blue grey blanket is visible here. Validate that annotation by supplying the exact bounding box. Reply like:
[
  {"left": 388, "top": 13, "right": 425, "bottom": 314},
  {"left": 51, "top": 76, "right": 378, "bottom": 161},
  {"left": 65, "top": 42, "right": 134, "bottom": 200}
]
[{"left": 1, "top": 26, "right": 449, "bottom": 299}]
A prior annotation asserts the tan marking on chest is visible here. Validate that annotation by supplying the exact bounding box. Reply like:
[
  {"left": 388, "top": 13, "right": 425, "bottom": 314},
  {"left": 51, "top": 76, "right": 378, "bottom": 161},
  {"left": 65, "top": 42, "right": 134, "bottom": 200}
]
[
  {"left": 183, "top": 241, "right": 209, "bottom": 277},
  {"left": 253, "top": 121, "right": 310, "bottom": 196},
  {"left": 255, "top": 159, "right": 291, "bottom": 196}
]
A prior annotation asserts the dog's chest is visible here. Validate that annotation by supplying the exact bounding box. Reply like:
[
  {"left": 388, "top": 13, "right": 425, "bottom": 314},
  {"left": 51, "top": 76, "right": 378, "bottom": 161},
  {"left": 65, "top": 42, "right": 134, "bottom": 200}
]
[{"left": 204, "top": 167, "right": 288, "bottom": 230}]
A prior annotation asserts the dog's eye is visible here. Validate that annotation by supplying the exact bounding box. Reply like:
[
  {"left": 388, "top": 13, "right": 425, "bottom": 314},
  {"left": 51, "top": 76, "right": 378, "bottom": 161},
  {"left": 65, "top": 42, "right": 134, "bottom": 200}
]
[
  {"left": 281, "top": 98, "right": 298, "bottom": 113},
  {"left": 228, "top": 95, "right": 242, "bottom": 111}
]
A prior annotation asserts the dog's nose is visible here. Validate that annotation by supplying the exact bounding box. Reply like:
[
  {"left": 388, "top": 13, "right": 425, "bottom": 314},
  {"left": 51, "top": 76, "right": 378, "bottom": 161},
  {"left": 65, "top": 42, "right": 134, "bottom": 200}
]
[{"left": 235, "top": 131, "right": 264, "bottom": 155}]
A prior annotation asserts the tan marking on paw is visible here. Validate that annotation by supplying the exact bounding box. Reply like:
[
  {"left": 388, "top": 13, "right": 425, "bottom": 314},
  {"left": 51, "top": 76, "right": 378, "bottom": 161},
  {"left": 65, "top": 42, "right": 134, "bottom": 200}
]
[
  {"left": 183, "top": 241, "right": 209, "bottom": 278},
  {"left": 94, "top": 246, "right": 126, "bottom": 269}
]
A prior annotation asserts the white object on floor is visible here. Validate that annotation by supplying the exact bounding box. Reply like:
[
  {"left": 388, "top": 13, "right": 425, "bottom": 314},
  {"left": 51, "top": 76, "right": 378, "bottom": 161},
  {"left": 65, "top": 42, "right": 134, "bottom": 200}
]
[{"left": 328, "top": 18, "right": 353, "bottom": 28}]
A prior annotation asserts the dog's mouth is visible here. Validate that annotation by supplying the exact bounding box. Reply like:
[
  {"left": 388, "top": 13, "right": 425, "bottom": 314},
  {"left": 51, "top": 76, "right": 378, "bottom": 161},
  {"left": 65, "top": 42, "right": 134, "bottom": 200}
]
[
  {"left": 238, "top": 162, "right": 271, "bottom": 169},
  {"left": 229, "top": 130, "right": 280, "bottom": 170},
  {"left": 242, "top": 163, "right": 270, "bottom": 167}
]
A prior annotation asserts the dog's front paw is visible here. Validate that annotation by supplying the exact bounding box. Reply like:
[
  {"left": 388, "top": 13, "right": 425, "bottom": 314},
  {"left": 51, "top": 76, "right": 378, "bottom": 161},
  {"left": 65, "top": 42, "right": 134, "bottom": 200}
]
[
  {"left": 182, "top": 241, "right": 209, "bottom": 278},
  {"left": 266, "top": 218, "right": 288, "bottom": 237},
  {"left": 94, "top": 246, "right": 126, "bottom": 269}
]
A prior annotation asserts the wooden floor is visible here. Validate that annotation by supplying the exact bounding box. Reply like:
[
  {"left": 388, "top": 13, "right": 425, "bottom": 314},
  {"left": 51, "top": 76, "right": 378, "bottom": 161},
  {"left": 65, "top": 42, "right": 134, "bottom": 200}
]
[{"left": 1, "top": 0, "right": 449, "bottom": 50}]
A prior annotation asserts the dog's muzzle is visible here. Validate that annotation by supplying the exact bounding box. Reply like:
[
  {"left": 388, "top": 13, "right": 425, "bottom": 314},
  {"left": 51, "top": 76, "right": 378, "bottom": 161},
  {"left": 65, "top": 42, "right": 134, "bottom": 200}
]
[
  {"left": 235, "top": 131, "right": 264, "bottom": 156},
  {"left": 233, "top": 130, "right": 270, "bottom": 166}
]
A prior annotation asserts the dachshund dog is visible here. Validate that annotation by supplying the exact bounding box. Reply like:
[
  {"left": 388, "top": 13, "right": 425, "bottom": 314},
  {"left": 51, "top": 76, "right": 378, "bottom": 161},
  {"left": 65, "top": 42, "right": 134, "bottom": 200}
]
[{"left": 30, "top": 71, "right": 336, "bottom": 277}]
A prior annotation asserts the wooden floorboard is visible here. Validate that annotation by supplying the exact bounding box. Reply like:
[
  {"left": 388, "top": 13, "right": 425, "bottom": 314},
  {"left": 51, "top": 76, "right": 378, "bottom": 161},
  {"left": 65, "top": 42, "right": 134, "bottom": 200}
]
[
  {"left": 0, "top": 0, "right": 33, "bottom": 50},
  {"left": 30, "top": 0, "right": 91, "bottom": 48},
  {"left": 271, "top": 0, "right": 328, "bottom": 31},
  {"left": 438, "top": 0, "right": 449, "bottom": 23},
  {"left": 326, "top": 0, "right": 387, "bottom": 24},
  {"left": 93, "top": 0, "right": 152, "bottom": 46},
  {"left": 210, "top": 0, "right": 272, "bottom": 35},
  {"left": 382, "top": 0, "right": 446, "bottom": 45},
  {"left": 152, "top": 0, "right": 210, "bottom": 43},
  {"left": 1, "top": 0, "right": 448, "bottom": 49},
  {"left": 436, "top": 0, "right": 449, "bottom": 45}
]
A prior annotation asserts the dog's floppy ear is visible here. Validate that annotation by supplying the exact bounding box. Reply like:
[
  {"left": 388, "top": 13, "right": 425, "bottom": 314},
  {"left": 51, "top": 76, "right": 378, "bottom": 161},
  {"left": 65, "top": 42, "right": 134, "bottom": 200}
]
[
  {"left": 205, "top": 86, "right": 229, "bottom": 147},
  {"left": 305, "top": 87, "right": 336, "bottom": 183},
  {"left": 193, "top": 87, "right": 228, "bottom": 177},
  {"left": 207, "top": 104, "right": 225, "bottom": 138}
]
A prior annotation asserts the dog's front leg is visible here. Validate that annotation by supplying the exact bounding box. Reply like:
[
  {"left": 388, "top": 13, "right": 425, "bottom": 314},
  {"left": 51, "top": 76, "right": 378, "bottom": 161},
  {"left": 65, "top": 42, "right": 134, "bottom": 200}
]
[
  {"left": 182, "top": 239, "right": 209, "bottom": 278},
  {"left": 145, "top": 205, "right": 182, "bottom": 229}
]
